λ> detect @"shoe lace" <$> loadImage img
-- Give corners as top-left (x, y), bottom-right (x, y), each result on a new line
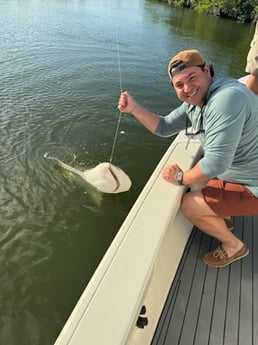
top-left (213, 246), bottom-right (227, 258)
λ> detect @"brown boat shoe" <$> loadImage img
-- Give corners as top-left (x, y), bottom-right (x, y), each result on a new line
top-left (202, 243), bottom-right (249, 268)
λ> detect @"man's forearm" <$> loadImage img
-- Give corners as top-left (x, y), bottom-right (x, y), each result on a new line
top-left (183, 162), bottom-right (210, 185)
top-left (132, 104), bottom-right (161, 133)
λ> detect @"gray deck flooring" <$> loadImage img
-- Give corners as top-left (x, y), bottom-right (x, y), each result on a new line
top-left (151, 215), bottom-right (258, 345)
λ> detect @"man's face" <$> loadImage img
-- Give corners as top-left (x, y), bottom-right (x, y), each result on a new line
top-left (172, 65), bottom-right (211, 106)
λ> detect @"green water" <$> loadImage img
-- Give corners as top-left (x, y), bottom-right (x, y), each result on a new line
top-left (0, 0), bottom-right (254, 343)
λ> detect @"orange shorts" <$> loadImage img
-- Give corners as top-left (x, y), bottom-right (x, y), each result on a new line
top-left (202, 179), bottom-right (258, 217)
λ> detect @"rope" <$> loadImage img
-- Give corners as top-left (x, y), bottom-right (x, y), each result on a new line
top-left (109, 28), bottom-right (123, 163)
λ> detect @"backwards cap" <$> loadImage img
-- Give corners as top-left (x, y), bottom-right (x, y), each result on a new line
top-left (168, 49), bottom-right (205, 79)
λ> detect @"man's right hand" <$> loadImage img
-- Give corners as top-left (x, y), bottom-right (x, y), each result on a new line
top-left (117, 91), bottom-right (138, 114)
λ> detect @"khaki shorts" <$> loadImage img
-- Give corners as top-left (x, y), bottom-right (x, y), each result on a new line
top-left (245, 21), bottom-right (258, 74)
top-left (202, 179), bottom-right (258, 217)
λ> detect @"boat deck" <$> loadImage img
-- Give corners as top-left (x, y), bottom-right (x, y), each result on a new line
top-left (151, 215), bottom-right (258, 345)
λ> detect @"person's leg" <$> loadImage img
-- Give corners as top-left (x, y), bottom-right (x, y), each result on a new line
top-left (180, 179), bottom-right (258, 267)
top-left (181, 190), bottom-right (244, 257)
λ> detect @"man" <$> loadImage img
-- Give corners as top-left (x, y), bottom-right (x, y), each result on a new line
top-left (118, 49), bottom-right (258, 268)
top-left (246, 20), bottom-right (258, 94)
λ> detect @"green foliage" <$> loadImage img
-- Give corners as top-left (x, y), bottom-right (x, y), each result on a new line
top-left (160, 0), bottom-right (258, 21)
top-left (197, 0), bottom-right (214, 13)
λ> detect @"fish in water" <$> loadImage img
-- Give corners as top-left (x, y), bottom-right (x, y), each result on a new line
top-left (44, 154), bottom-right (132, 194)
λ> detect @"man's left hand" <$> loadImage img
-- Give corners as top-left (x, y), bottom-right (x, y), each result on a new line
top-left (162, 163), bottom-right (183, 185)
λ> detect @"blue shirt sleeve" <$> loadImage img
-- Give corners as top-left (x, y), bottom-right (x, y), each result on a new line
top-left (199, 85), bottom-right (252, 178)
top-left (154, 102), bottom-right (189, 137)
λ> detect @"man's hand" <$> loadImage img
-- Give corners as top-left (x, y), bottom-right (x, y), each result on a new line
top-left (118, 91), bottom-right (138, 114)
top-left (162, 164), bottom-right (183, 185)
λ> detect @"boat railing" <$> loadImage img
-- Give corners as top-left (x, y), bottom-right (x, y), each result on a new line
top-left (54, 130), bottom-right (201, 345)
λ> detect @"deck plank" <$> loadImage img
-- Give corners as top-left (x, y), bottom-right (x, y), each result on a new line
top-left (151, 215), bottom-right (258, 345)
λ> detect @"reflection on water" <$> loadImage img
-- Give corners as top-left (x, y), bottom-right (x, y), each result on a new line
top-left (0, 0), bottom-right (252, 343)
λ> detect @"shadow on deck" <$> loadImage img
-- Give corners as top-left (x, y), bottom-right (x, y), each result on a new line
top-left (152, 215), bottom-right (258, 345)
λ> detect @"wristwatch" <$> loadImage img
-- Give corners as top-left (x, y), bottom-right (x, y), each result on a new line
top-left (176, 171), bottom-right (184, 185)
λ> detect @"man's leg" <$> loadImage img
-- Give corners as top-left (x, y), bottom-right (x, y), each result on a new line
top-left (181, 190), bottom-right (247, 265)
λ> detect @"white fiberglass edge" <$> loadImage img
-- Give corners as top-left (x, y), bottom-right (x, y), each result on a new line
top-left (54, 130), bottom-right (201, 345)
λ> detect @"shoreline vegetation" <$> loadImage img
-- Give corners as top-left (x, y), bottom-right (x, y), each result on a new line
top-left (155, 0), bottom-right (257, 22)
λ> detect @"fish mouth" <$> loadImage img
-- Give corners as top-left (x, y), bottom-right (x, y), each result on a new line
top-left (108, 165), bottom-right (120, 191)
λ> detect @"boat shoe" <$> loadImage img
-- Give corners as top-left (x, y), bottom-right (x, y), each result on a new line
top-left (202, 243), bottom-right (249, 268)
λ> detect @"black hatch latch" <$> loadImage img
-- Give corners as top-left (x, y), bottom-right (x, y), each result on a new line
top-left (136, 305), bottom-right (148, 329)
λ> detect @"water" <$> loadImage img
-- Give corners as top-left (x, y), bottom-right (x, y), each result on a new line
top-left (0, 0), bottom-right (254, 343)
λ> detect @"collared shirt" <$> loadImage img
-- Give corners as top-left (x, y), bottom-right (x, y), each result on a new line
top-left (155, 78), bottom-right (258, 196)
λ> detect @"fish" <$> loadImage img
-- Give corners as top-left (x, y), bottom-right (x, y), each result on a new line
top-left (44, 154), bottom-right (132, 194)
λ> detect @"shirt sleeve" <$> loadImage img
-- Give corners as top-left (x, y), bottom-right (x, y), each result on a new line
top-left (199, 86), bottom-right (248, 178)
top-left (154, 102), bottom-right (189, 137)
top-left (245, 21), bottom-right (258, 74)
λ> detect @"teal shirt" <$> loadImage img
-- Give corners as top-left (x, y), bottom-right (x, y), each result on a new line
top-left (155, 78), bottom-right (258, 197)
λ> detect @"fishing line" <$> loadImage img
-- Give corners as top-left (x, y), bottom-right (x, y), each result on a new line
top-left (109, 28), bottom-right (123, 163)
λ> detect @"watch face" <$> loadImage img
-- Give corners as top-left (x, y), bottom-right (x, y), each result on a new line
top-left (177, 171), bottom-right (183, 184)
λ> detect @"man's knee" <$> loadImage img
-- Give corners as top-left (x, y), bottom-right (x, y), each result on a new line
top-left (181, 192), bottom-right (194, 218)
top-left (181, 190), bottom-right (207, 219)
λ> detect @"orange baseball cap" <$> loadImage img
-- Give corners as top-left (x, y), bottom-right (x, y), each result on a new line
top-left (168, 49), bottom-right (205, 79)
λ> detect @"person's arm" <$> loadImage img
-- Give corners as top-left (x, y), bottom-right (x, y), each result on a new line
top-left (162, 162), bottom-right (209, 186)
top-left (118, 91), bottom-right (161, 133)
top-left (246, 74), bottom-right (258, 95)
top-left (245, 21), bottom-right (258, 94)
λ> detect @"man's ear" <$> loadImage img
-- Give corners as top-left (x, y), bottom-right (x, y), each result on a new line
top-left (204, 64), bottom-right (210, 75)
top-left (205, 63), bottom-right (214, 77)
